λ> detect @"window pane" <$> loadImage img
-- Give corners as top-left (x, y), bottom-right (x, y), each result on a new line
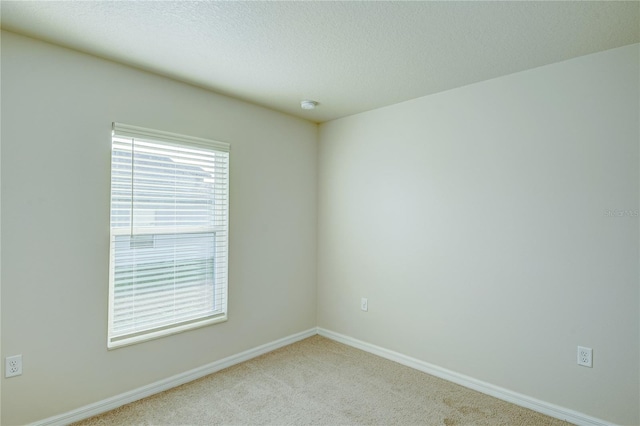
top-left (109, 124), bottom-right (228, 348)
top-left (112, 232), bottom-right (218, 336)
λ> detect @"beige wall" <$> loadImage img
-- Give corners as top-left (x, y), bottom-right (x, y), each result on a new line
top-left (318, 44), bottom-right (640, 425)
top-left (0, 31), bottom-right (317, 425)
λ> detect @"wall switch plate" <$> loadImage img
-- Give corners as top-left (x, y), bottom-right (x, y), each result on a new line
top-left (577, 346), bottom-right (592, 368)
top-left (5, 355), bottom-right (23, 378)
top-left (361, 297), bottom-right (368, 312)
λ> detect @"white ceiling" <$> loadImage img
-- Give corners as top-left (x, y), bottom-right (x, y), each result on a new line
top-left (1, 1), bottom-right (639, 123)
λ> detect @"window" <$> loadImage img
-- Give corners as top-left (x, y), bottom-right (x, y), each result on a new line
top-left (108, 123), bottom-right (229, 348)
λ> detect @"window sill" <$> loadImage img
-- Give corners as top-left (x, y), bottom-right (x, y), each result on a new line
top-left (107, 314), bottom-right (228, 350)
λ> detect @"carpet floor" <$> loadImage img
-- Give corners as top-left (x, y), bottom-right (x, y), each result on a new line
top-left (74, 335), bottom-right (571, 425)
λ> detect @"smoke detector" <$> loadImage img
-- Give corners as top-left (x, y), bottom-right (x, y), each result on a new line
top-left (300, 100), bottom-right (318, 110)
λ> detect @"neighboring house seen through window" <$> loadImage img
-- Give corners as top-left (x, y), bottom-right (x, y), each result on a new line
top-left (108, 123), bottom-right (229, 348)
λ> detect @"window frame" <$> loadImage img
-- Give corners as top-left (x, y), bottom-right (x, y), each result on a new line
top-left (107, 123), bottom-right (229, 349)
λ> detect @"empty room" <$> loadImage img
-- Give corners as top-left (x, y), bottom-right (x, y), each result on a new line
top-left (1, 1), bottom-right (639, 425)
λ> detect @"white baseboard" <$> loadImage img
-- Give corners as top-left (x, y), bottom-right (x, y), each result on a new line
top-left (317, 328), bottom-right (615, 426)
top-left (32, 327), bottom-right (615, 426)
top-left (32, 328), bottom-right (317, 426)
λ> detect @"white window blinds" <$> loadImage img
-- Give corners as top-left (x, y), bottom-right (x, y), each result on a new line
top-left (108, 123), bottom-right (229, 348)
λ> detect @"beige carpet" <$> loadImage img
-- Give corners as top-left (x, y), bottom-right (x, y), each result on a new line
top-left (74, 336), bottom-right (571, 425)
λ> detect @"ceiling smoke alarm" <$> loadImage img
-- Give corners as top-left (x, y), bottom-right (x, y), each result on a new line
top-left (300, 100), bottom-right (318, 110)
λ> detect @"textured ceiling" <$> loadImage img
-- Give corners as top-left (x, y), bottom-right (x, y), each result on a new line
top-left (1, 1), bottom-right (639, 123)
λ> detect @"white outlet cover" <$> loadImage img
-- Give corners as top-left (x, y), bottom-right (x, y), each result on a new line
top-left (577, 346), bottom-right (592, 368)
top-left (5, 354), bottom-right (23, 377)
top-left (361, 297), bottom-right (368, 312)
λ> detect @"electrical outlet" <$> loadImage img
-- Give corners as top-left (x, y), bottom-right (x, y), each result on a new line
top-left (577, 346), bottom-right (592, 368)
top-left (361, 297), bottom-right (368, 312)
top-left (5, 355), bottom-right (22, 378)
